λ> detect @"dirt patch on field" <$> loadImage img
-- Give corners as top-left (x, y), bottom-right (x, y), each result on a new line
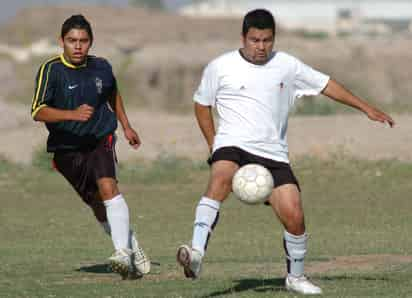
top-left (3, 99), bottom-right (410, 165)
top-left (307, 254), bottom-right (412, 274)
top-left (59, 254), bottom-right (412, 284)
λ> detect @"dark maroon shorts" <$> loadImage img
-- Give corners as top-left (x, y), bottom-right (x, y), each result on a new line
top-left (208, 146), bottom-right (300, 192)
top-left (52, 134), bottom-right (117, 205)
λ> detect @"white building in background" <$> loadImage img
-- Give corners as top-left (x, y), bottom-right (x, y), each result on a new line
top-left (179, 0), bottom-right (412, 35)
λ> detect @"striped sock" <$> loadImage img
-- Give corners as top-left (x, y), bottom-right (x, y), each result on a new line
top-left (192, 196), bottom-right (221, 256)
top-left (283, 230), bottom-right (307, 277)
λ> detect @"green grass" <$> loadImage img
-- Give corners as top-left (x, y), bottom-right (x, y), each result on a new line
top-left (291, 96), bottom-right (411, 116)
top-left (295, 30), bottom-right (330, 40)
top-left (292, 97), bottom-right (345, 115)
top-left (0, 155), bottom-right (412, 297)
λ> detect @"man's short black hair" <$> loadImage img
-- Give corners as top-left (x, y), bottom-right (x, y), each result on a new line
top-left (61, 14), bottom-right (93, 44)
top-left (242, 9), bottom-right (276, 37)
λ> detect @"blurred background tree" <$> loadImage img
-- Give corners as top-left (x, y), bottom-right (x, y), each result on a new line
top-left (129, 0), bottom-right (165, 10)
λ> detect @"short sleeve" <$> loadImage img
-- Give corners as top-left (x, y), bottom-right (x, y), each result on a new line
top-left (103, 58), bottom-right (118, 95)
top-left (293, 58), bottom-right (329, 99)
top-left (31, 62), bottom-right (57, 118)
top-left (193, 62), bottom-right (219, 106)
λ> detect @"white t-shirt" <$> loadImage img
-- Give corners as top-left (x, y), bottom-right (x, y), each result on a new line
top-left (193, 50), bottom-right (330, 163)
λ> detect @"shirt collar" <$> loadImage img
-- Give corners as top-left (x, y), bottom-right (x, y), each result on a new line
top-left (60, 54), bottom-right (87, 69)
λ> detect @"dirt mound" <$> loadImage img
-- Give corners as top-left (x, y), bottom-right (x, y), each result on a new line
top-left (0, 5), bottom-right (241, 48)
top-left (1, 5), bottom-right (411, 112)
top-left (1, 100), bottom-right (410, 165)
top-left (0, 6), bottom-right (411, 164)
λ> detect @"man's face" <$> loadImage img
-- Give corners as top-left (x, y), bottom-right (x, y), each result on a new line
top-left (60, 28), bottom-right (91, 65)
top-left (241, 27), bottom-right (274, 64)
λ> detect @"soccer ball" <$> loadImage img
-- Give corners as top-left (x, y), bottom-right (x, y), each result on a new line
top-left (232, 164), bottom-right (274, 205)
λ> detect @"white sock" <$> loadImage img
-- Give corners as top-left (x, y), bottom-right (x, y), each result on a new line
top-left (283, 230), bottom-right (307, 277)
top-left (192, 196), bottom-right (221, 257)
top-left (99, 221), bottom-right (139, 250)
top-left (103, 194), bottom-right (130, 251)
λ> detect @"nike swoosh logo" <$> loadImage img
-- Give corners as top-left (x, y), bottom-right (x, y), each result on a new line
top-left (68, 84), bottom-right (78, 90)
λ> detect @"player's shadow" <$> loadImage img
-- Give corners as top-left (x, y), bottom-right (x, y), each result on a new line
top-left (76, 261), bottom-right (161, 275)
top-left (76, 264), bottom-right (110, 274)
top-left (202, 277), bottom-right (285, 297)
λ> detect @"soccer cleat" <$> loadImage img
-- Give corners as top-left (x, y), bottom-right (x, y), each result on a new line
top-left (285, 275), bottom-right (323, 295)
top-left (129, 232), bottom-right (150, 275)
top-left (176, 244), bottom-right (202, 279)
top-left (108, 248), bottom-right (133, 279)
top-left (132, 246), bottom-right (151, 275)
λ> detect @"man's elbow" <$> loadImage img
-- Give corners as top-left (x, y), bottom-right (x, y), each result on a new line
top-left (32, 111), bottom-right (41, 122)
top-left (31, 105), bottom-right (46, 122)
top-left (32, 111), bottom-right (40, 121)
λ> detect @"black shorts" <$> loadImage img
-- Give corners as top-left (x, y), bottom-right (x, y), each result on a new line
top-left (208, 146), bottom-right (300, 192)
top-left (52, 134), bottom-right (117, 205)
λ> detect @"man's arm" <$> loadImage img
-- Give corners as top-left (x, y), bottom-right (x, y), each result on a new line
top-left (109, 91), bottom-right (141, 149)
top-left (33, 104), bottom-right (94, 122)
top-left (322, 79), bottom-right (395, 127)
top-left (194, 102), bottom-right (215, 153)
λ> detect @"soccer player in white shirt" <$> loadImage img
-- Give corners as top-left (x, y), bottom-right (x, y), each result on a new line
top-left (177, 9), bottom-right (395, 295)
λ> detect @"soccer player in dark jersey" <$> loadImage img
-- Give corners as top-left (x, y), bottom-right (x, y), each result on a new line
top-left (31, 15), bottom-right (150, 279)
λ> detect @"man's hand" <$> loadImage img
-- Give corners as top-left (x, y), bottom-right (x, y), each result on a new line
top-left (365, 106), bottom-right (395, 127)
top-left (124, 126), bottom-right (141, 149)
top-left (72, 104), bottom-right (94, 122)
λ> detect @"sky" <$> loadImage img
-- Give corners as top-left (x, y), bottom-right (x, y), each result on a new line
top-left (0, 0), bottom-right (192, 24)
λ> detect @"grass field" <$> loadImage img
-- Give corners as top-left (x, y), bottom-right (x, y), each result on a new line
top-left (1, 154), bottom-right (412, 297)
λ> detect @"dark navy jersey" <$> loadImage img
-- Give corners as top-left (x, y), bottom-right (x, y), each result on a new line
top-left (31, 54), bottom-right (118, 152)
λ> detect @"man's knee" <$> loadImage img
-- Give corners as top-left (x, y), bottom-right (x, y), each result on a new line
top-left (97, 178), bottom-right (119, 200)
top-left (286, 213), bottom-right (305, 235)
top-left (213, 174), bottom-right (233, 190)
top-left (206, 175), bottom-right (233, 200)
top-left (206, 160), bottom-right (239, 200)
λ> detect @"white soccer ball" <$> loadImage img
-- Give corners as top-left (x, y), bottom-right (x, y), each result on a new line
top-left (232, 164), bottom-right (274, 205)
